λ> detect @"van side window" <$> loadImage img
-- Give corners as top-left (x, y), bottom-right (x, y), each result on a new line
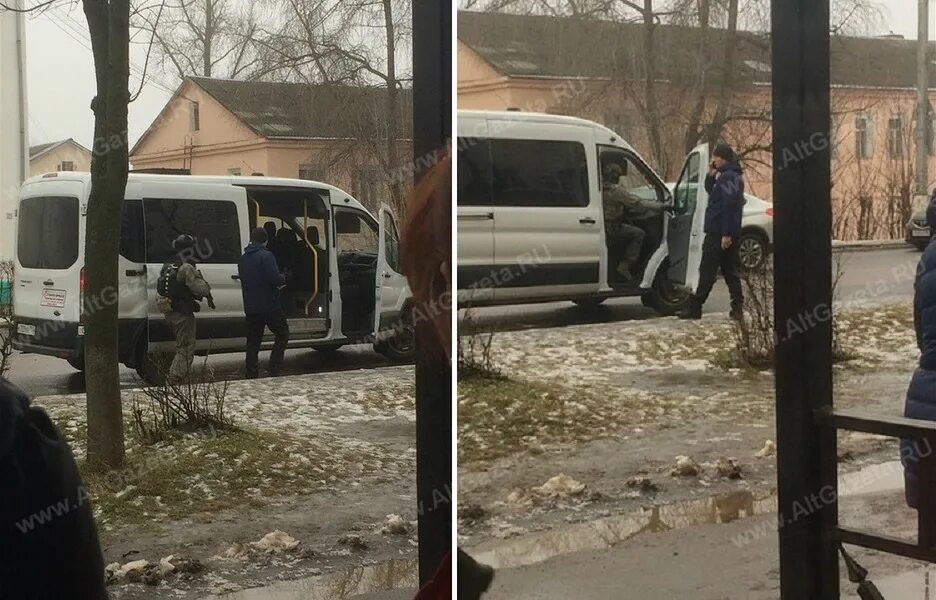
top-left (335, 210), bottom-right (378, 254)
top-left (457, 137), bottom-right (491, 206)
top-left (490, 139), bottom-right (588, 207)
top-left (599, 151), bottom-right (664, 204)
top-left (119, 200), bottom-right (145, 263)
top-left (144, 199), bottom-right (241, 264)
top-left (673, 152), bottom-right (702, 216)
top-left (17, 196), bottom-right (79, 270)
top-left (383, 212), bottom-right (401, 272)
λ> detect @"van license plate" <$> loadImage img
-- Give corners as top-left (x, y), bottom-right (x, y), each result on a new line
top-left (17, 323), bottom-right (36, 336)
top-left (914, 229), bottom-right (930, 238)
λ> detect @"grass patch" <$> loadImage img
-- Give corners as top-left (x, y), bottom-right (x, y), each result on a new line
top-left (80, 427), bottom-right (384, 527)
top-left (458, 375), bottom-right (658, 464)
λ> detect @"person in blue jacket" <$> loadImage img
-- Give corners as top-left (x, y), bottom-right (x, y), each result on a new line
top-left (902, 241), bottom-right (936, 508)
top-left (678, 143), bottom-right (745, 320)
top-left (238, 227), bottom-right (289, 379)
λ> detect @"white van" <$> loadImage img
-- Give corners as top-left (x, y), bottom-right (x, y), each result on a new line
top-left (457, 110), bottom-right (710, 313)
top-left (12, 172), bottom-right (413, 381)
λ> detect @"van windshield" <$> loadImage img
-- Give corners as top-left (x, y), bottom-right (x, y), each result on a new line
top-left (17, 196), bottom-right (80, 269)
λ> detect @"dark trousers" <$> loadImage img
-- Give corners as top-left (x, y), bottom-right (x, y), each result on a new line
top-left (695, 233), bottom-right (743, 309)
top-left (245, 309), bottom-right (289, 378)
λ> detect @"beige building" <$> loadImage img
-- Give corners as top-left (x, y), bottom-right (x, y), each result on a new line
top-left (458, 10), bottom-right (936, 240)
top-left (29, 139), bottom-right (92, 176)
top-left (130, 77), bottom-right (412, 212)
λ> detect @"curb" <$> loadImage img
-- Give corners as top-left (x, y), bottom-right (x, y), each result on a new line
top-left (831, 240), bottom-right (913, 252)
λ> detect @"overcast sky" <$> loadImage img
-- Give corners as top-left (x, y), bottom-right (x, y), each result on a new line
top-left (23, 2), bottom-right (933, 151)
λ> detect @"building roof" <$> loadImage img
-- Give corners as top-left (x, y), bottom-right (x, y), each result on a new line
top-left (189, 76), bottom-right (413, 140)
top-left (458, 10), bottom-right (936, 90)
top-left (29, 139), bottom-right (88, 161)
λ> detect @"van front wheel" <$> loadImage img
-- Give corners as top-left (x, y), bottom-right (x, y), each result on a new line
top-left (376, 309), bottom-right (416, 363)
top-left (645, 276), bottom-right (691, 316)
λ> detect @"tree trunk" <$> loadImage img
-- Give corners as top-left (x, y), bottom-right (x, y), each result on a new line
top-left (383, 0), bottom-right (403, 216)
top-left (83, 0), bottom-right (130, 471)
top-left (683, 0), bottom-right (710, 154)
top-left (640, 0), bottom-right (668, 177)
top-left (706, 0), bottom-right (739, 147)
top-left (204, 0), bottom-right (212, 76)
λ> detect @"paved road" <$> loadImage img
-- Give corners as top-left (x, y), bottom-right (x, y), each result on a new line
top-left (6, 343), bottom-right (396, 398)
top-left (462, 246), bottom-right (920, 334)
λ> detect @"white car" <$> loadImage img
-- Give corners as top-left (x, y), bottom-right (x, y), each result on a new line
top-left (663, 183), bottom-right (774, 270)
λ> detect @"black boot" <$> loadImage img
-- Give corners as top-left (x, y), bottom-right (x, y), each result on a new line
top-left (729, 303), bottom-right (743, 321)
top-left (677, 296), bottom-right (702, 320)
top-left (458, 548), bottom-right (495, 599)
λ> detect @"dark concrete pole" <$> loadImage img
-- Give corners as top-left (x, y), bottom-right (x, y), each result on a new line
top-left (772, 0), bottom-right (838, 597)
top-left (412, 0), bottom-right (452, 586)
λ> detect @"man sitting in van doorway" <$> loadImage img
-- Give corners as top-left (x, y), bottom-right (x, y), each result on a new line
top-left (602, 161), bottom-right (665, 283)
top-left (157, 234), bottom-right (215, 382)
top-left (239, 227), bottom-right (289, 379)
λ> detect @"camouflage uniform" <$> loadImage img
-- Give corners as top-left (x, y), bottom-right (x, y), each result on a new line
top-left (165, 263), bottom-right (211, 382)
top-left (602, 184), bottom-right (663, 278)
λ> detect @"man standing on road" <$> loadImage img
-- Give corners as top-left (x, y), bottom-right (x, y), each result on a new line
top-left (239, 227), bottom-right (289, 379)
top-left (678, 143), bottom-right (745, 320)
top-left (157, 234), bottom-right (215, 381)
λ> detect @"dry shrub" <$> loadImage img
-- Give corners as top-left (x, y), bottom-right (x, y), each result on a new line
top-left (131, 360), bottom-right (235, 444)
top-left (457, 310), bottom-right (502, 381)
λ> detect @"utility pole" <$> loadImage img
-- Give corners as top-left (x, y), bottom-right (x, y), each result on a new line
top-left (917, 0), bottom-right (930, 197)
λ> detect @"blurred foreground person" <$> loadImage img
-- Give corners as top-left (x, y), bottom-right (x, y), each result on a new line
top-left (404, 153), bottom-right (493, 599)
top-left (902, 241), bottom-right (936, 508)
top-left (0, 377), bottom-right (108, 598)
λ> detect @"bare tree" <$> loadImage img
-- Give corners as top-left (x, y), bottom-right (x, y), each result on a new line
top-left (263, 0), bottom-right (413, 214)
top-left (83, 0), bottom-right (131, 470)
top-left (133, 0), bottom-right (279, 82)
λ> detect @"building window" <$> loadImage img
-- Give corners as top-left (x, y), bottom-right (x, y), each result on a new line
top-left (855, 115), bottom-right (873, 159)
top-left (887, 113), bottom-right (904, 158)
top-left (59, 161), bottom-right (74, 172)
top-left (298, 164), bottom-right (326, 181)
top-left (228, 168), bottom-right (241, 176)
top-left (189, 102), bottom-right (200, 132)
top-left (352, 168), bottom-right (382, 208)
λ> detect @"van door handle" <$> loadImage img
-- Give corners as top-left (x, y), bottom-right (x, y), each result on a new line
top-left (459, 213), bottom-right (494, 221)
top-left (231, 275), bottom-right (241, 281)
top-left (579, 217), bottom-right (596, 225)
top-left (43, 280), bottom-right (54, 286)
top-left (125, 268), bottom-right (146, 276)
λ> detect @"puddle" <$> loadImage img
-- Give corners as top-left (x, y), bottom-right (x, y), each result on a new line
top-left (875, 565), bottom-right (936, 599)
top-left (471, 490), bottom-right (776, 570)
top-left (204, 559), bottom-right (417, 600)
top-left (471, 461), bottom-right (906, 571)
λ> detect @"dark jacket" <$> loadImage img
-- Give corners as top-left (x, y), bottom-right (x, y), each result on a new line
top-left (0, 378), bottom-right (108, 599)
top-left (703, 161), bottom-right (745, 238)
top-left (902, 243), bottom-right (936, 507)
top-left (238, 243), bottom-right (286, 316)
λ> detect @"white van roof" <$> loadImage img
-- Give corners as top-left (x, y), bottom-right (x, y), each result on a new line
top-left (20, 172), bottom-right (371, 214)
top-left (457, 109), bottom-right (634, 151)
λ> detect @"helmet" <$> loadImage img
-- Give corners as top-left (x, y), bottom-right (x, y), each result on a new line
top-left (172, 234), bottom-right (195, 251)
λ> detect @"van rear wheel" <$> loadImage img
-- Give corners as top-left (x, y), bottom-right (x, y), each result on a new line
top-left (66, 355), bottom-right (85, 371)
top-left (135, 343), bottom-right (170, 385)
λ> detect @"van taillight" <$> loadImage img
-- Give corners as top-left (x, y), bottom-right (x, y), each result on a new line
top-left (79, 267), bottom-right (86, 323)
top-left (766, 207), bottom-right (774, 217)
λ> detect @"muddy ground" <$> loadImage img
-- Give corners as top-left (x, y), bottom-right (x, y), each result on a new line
top-left (33, 366), bottom-right (419, 599)
top-left (458, 302), bottom-right (919, 572)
